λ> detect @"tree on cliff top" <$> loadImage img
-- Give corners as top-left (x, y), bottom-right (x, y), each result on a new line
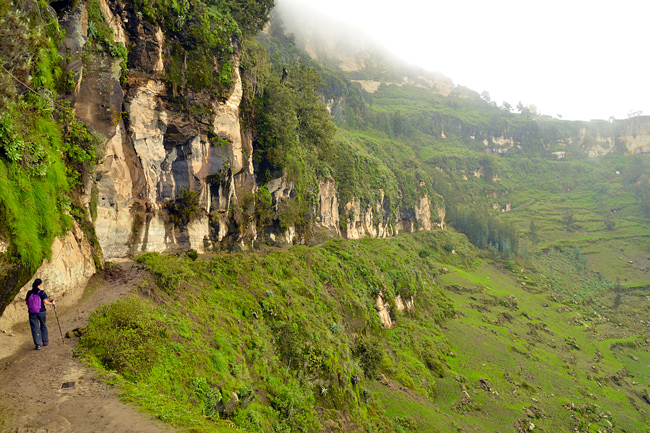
top-left (211, 0), bottom-right (274, 34)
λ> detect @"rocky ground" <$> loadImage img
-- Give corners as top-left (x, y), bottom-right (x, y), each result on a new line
top-left (0, 260), bottom-right (173, 432)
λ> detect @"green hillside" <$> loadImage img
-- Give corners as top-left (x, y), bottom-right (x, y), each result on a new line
top-left (79, 230), bottom-right (650, 432)
top-left (1, 0), bottom-right (649, 431)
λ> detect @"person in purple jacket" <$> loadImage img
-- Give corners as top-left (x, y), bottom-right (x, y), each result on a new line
top-left (25, 279), bottom-right (55, 350)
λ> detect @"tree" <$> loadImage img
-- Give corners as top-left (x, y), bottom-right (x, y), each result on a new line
top-left (516, 101), bottom-right (525, 113)
top-left (516, 102), bottom-right (537, 120)
top-left (603, 213), bottom-right (615, 231)
top-left (255, 72), bottom-right (299, 174)
top-left (213, 0), bottom-right (275, 34)
top-left (502, 101), bottom-right (512, 112)
top-left (527, 219), bottom-right (540, 246)
top-left (480, 91), bottom-right (491, 103)
top-left (561, 210), bottom-right (575, 232)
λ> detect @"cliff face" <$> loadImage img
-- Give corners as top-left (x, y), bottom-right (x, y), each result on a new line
top-left (0, 222), bottom-right (95, 331)
top-left (68, 0), bottom-right (442, 259)
top-left (582, 118), bottom-right (650, 157)
top-left (0, 0), bottom-right (438, 326)
top-left (480, 118), bottom-right (650, 158)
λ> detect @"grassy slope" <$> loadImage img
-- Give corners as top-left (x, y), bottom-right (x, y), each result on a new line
top-left (334, 82), bottom-right (650, 431)
top-left (80, 231), bottom-right (467, 432)
top-left (79, 229), bottom-right (650, 432)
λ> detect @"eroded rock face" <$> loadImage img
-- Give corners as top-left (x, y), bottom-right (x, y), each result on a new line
top-left (416, 195), bottom-right (432, 232)
top-left (74, 51), bottom-right (123, 139)
top-left (344, 194), bottom-right (396, 240)
top-left (376, 292), bottom-right (415, 329)
top-left (0, 222), bottom-right (96, 332)
top-left (317, 178), bottom-right (340, 235)
top-left (86, 11), bottom-right (252, 257)
top-left (73, 0), bottom-right (445, 259)
top-left (58, 4), bottom-right (87, 95)
top-left (266, 176), bottom-right (294, 208)
top-left (612, 119), bottom-right (650, 155)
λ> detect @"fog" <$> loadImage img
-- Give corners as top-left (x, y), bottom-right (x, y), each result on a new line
top-left (276, 0), bottom-right (650, 121)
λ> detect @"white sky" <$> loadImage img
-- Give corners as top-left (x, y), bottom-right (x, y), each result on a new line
top-left (277, 0), bottom-right (650, 121)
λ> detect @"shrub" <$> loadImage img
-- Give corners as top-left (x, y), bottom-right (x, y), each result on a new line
top-left (135, 252), bottom-right (193, 294)
top-left (194, 377), bottom-right (222, 417)
top-left (165, 188), bottom-right (202, 227)
top-left (355, 336), bottom-right (384, 378)
top-left (80, 296), bottom-right (167, 380)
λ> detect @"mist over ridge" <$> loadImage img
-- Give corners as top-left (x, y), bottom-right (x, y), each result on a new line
top-left (271, 0), bottom-right (457, 98)
top-left (274, 0), bottom-right (650, 121)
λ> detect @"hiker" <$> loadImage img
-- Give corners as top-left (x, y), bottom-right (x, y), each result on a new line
top-left (25, 278), bottom-right (55, 350)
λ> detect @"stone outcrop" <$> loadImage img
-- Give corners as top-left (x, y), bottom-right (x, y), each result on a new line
top-left (337, 187), bottom-right (441, 240)
top-left (82, 1), bottom-right (256, 257)
top-left (376, 291), bottom-right (415, 329)
top-left (344, 194), bottom-right (396, 240)
top-left (71, 0), bottom-right (452, 256)
top-left (584, 118), bottom-right (650, 156)
top-left (316, 178), bottom-right (340, 235)
top-left (478, 117), bottom-right (650, 158)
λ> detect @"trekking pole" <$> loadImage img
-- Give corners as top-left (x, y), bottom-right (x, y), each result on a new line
top-left (52, 301), bottom-right (65, 344)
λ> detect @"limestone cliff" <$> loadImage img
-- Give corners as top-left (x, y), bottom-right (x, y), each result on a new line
top-left (0, 0), bottom-right (444, 326)
top-left (444, 116), bottom-right (650, 159)
top-left (66, 1), bottom-right (444, 254)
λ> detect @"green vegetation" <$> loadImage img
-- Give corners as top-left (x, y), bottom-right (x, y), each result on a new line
top-left (165, 188), bottom-right (202, 227)
top-left (255, 30), bottom-right (445, 232)
top-left (86, 0), bottom-right (128, 80)
top-left (0, 0), bottom-right (103, 311)
top-left (3, 0), bottom-right (650, 431)
top-left (81, 230), bottom-right (650, 432)
top-left (81, 296), bottom-right (168, 380)
top-left (132, 0), bottom-right (272, 96)
top-left (0, 0), bottom-right (69, 269)
top-left (79, 231), bottom-right (462, 432)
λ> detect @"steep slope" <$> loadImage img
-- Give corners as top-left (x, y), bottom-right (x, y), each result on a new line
top-left (73, 232), bottom-right (650, 432)
top-left (271, 4), bottom-right (650, 158)
top-left (1, 1), bottom-right (650, 432)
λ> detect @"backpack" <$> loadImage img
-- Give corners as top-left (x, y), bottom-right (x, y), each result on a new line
top-left (27, 290), bottom-right (42, 314)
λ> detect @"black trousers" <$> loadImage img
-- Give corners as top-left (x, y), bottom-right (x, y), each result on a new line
top-left (28, 311), bottom-right (48, 347)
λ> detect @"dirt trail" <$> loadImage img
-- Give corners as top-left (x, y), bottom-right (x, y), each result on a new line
top-left (0, 260), bottom-right (173, 432)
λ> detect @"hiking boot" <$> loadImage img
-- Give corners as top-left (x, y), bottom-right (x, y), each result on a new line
top-left (35, 345), bottom-right (41, 350)
top-left (43, 342), bottom-right (48, 347)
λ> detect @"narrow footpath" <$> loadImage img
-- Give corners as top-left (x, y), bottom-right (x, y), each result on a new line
top-left (0, 260), bottom-right (173, 432)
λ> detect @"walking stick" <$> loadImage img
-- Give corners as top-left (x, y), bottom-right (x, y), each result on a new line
top-left (51, 302), bottom-right (65, 344)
